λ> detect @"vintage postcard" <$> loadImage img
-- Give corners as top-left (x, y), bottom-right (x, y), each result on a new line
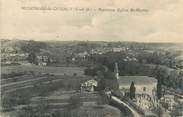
top-left (1, 0), bottom-right (183, 117)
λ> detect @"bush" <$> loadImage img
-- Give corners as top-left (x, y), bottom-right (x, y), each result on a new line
top-left (68, 95), bottom-right (82, 109)
top-left (2, 92), bottom-right (30, 111)
top-left (84, 68), bottom-right (97, 76)
top-left (97, 91), bottom-right (109, 105)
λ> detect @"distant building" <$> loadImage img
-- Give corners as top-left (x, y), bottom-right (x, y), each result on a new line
top-left (37, 55), bottom-right (49, 66)
top-left (112, 47), bottom-right (126, 52)
top-left (3, 47), bottom-right (16, 53)
top-left (77, 51), bottom-right (89, 57)
top-left (81, 79), bottom-right (98, 92)
top-left (71, 57), bottom-right (76, 62)
top-left (76, 51), bottom-right (89, 60)
top-left (175, 55), bottom-right (183, 68)
top-left (1, 52), bottom-right (29, 64)
top-left (123, 56), bottom-right (138, 62)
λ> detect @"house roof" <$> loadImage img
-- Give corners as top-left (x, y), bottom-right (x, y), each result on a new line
top-left (118, 76), bottom-right (157, 86)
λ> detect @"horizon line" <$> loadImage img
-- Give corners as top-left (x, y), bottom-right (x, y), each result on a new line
top-left (1, 38), bottom-right (183, 44)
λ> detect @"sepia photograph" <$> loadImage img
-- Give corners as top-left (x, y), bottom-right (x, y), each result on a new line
top-left (1, 0), bottom-right (183, 117)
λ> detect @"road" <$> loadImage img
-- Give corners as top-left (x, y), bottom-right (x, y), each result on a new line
top-left (111, 96), bottom-right (142, 117)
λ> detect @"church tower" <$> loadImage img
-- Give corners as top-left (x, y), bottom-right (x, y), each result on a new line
top-left (114, 62), bottom-right (119, 79)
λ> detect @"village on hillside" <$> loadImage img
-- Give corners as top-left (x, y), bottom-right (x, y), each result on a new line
top-left (1, 39), bottom-right (183, 117)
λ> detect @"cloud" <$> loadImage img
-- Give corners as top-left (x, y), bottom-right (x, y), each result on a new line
top-left (1, 0), bottom-right (183, 42)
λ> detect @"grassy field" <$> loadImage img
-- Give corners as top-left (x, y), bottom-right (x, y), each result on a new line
top-left (70, 105), bottom-right (121, 117)
top-left (1, 65), bottom-right (124, 117)
top-left (1, 65), bottom-right (86, 76)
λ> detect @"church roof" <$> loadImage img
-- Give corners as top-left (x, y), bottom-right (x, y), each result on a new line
top-left (118, 76), bottom-right (157, 85)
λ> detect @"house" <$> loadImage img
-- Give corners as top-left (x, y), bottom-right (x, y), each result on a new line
top-left (76, 51), bottom-right (89, 61)
top-left (80, 79), bottom-right (98, 92)
top-left (1, 52), bottom-right (29, 64)
top-left (123, 56), bottom-right (138, 62)
top-left (37, 55), bottom-right (49, 66)
top-left (77, 51), bottom-right (89, 57)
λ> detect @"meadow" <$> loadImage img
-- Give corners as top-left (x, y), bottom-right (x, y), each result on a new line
top-left (1, 65), bottom-right (85, 76)
top-left (1, 64), bottom-right (124, 117)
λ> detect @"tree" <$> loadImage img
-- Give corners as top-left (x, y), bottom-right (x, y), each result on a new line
top-left (156, 106), bottom-right (163, 117)
top-left (130, 81), bottom-right (136, 99)
top-left (27, 52), bottom-right (37, 64)
top-left (157, 78), bottom-right (162, 99)
top-left (21, 40), bottom-right (47, 53)
top-left (97, 91), bottom-right (109, 105)
top-left (97, 71), bottom-right (105, 91)
top-left (68, 95), bottom-right (82, 109)
top-left (66, 56), bottom-right (70, 66)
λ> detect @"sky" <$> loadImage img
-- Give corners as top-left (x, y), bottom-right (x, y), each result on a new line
top-left (1, 0), bottom-right (183, 43)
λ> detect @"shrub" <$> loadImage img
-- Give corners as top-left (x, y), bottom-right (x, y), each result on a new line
top-left (68, 95), bottom-right (82, 109)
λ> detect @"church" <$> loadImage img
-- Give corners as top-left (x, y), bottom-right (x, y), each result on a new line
top-left (114, 63), bottom-right (157, 98)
